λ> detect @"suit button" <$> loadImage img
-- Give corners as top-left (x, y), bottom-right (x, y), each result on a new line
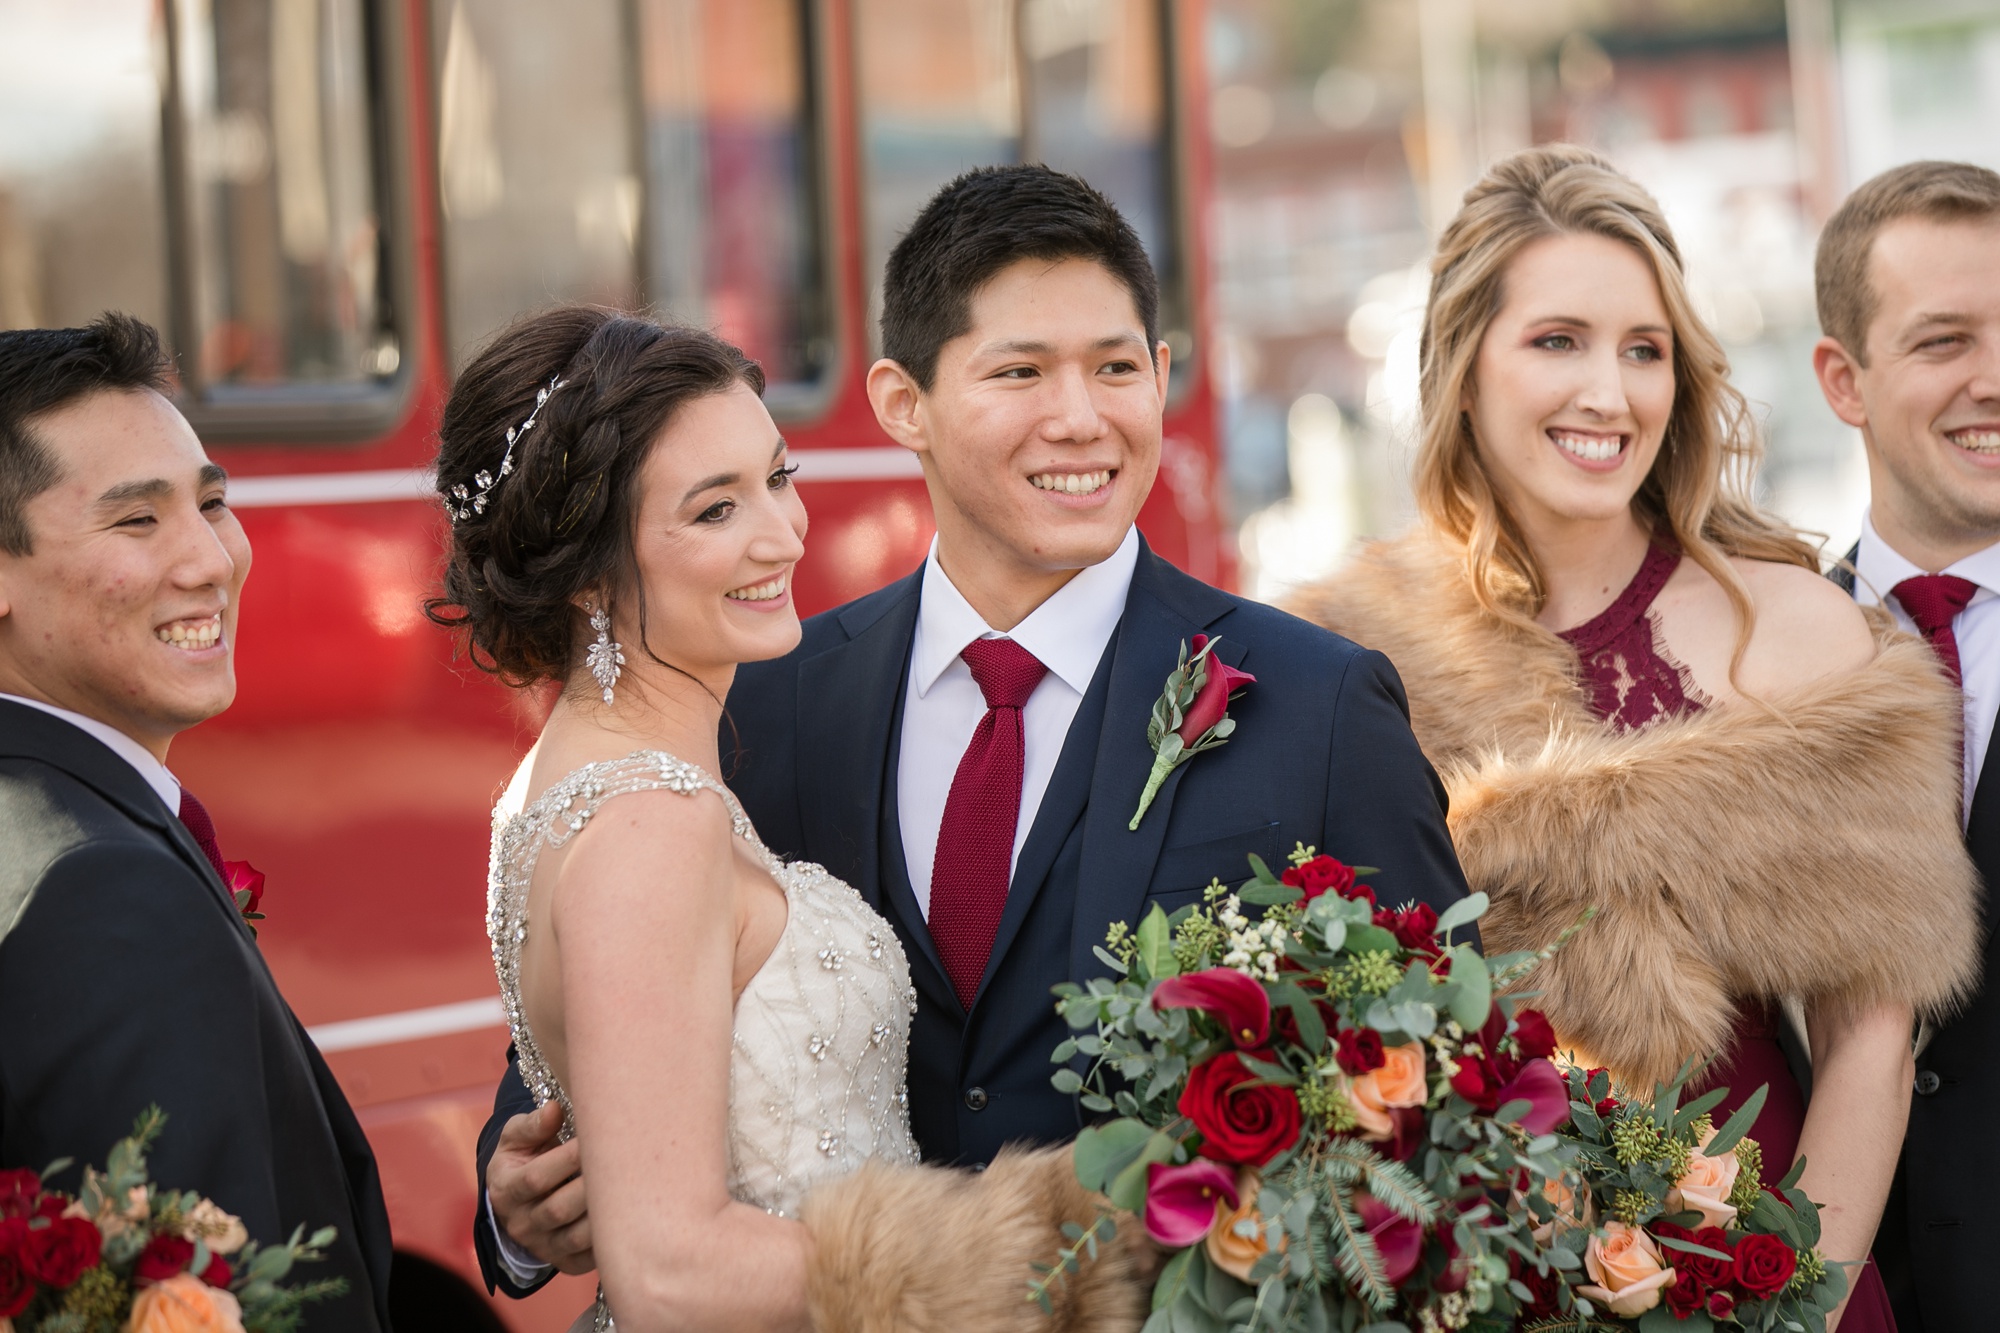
top-left (1916, 1069), bottom-right (1942, 1096)
top-left (964, 1087), bottom-right (989, 1111)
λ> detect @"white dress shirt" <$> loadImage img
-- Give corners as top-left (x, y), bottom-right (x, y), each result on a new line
top-left (897, 527), bottom-right (1139, 916)
top-left (1853, 512), bottom-right (2000, 817)
top-left (1, 692), bottom-right (180, 811)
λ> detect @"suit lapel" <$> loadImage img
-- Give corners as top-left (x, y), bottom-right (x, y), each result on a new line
top-left (1068, 547), bottom-right (1237, 983)
top-left (0, 700), bottom-right (246, 931)
top-left (794, 570), bottom-right (923, 917)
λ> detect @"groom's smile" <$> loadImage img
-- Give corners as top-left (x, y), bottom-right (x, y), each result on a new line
top-left (870, 255), bottom-right (1170, 628)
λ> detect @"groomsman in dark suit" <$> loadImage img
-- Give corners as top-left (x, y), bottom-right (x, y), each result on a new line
top-left (1812, 161), bottom-right (2000, 1333)
top-left (0, 316), bottom-right (394, 1329)
top-left (473, 165), bottom-right (1471, 1294)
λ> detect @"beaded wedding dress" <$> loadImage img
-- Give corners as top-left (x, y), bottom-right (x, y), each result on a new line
top-left (487, 751), bottom-right (920, 1332)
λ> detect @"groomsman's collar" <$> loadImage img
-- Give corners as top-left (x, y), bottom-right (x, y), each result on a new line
top-left (1854, 511), bottom-right (2000, 612)
top-left (909, 526), bottom-right (1140, 698)
top-left (0, 691), bottom-right (181, 811)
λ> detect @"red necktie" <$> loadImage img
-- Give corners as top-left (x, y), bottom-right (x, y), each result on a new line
top-left (929, 637), bottom-right (1047, 1010)
top-left (177, 787), bottom-right (229, 882)
top-left (1894, 574), bottom-right (1979, 685)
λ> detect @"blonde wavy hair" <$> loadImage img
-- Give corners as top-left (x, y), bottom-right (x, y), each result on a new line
top-left (1414, 144), bottom-right (1816, 667)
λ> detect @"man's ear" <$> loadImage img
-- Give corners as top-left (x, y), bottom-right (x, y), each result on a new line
top-left (1152, 340), bottom-right (1172, 402)
top-left (1812, 335), bottom-right (1870, 430)
top-left (866, 359), bottom-right (930, 456)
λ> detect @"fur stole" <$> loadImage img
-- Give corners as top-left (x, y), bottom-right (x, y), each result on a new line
top-left (801, 1146), bottom-right (1156, 1333)
top-left (1290, 533), bottom-right (1982, 1090)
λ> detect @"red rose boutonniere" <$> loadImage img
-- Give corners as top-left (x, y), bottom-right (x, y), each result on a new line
top-left (1128, 634), bottom-right (1254, 830)
top-left (224, 860), bottom-right (266, 935)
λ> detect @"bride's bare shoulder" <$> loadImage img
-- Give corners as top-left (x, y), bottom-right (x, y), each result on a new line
top-left (1728, 556), bottom-right (1875, 693)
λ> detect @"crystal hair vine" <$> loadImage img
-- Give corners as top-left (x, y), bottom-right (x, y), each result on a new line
top-left (446, 374), bottom-right (567, 523)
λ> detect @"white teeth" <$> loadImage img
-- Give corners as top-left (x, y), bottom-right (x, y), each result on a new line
top-left (1029, 470), bottom-right (1111, 495)
top-left (156, 615), bottom-right (222, 650)
top-left (1950, 430), bottom-right (2000, 454)
top-left (1550, 431), bottom-right (1624, 463)
top-left (726, 577), bottom-right (786, 602)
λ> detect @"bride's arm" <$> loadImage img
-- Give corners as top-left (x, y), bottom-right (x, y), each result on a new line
top-left (553, 791), bottom-right (811, 1333)
top-left (1794, 1001), bottom-right (1913, 1330)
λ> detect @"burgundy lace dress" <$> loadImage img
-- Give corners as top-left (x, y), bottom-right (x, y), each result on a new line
top-left (1559, 542), bottom-right (1896, 1332)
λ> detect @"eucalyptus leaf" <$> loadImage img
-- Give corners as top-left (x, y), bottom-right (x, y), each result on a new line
top-left (1108, 1131), bottom-right (1179, 1211)
top-left (1153, 1247), bottom-right (1195, 1312)
top-left (1072, 1120), bottom-right (1154, 1192)
top-left (1704, 1084), bottom-right (1768, 1156)
top-left (1136, 905), bottom-right (1175, 981)
top-left (1447, 947), bottom-right (1491, 1030)
top-left (1434, 891), bottom-right (1489, 937)
top-left (1239, 882), bottom-right (1304, 906)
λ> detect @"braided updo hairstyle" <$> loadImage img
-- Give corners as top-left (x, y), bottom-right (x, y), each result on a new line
top-left (425, 306), bottom-right (765, 686)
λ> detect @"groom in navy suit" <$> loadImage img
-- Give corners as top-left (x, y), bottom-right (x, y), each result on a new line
top-left (473, 164), bottom-right (1470, 1293)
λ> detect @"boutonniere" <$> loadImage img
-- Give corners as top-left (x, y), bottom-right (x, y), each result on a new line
top-left (224, 860), bottom-right (266, 935)
top-left (1128, 634), bottom-right (1255, 830)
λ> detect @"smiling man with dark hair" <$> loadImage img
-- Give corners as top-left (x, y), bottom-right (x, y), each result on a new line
top-left (472, 165), bottom-right (1471, 1297)
top-left (0, 314), bottom-right (394, 1330)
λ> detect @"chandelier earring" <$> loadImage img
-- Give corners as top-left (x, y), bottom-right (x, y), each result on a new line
top-left (585, 604), bottom-right (625, 706)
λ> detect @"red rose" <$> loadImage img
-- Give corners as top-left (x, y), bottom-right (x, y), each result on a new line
top-left (0, 1219), bottom-right (29, 1319)
top-left (22, 1214), bottom-right (100, 1288)
top-left (1179, 1050), bottom-right (1303, 1167)
top-left (1334, 1026), bottom-right (1386, 1075)
top-left (1707, 1290), bottom-right (1737, 1320)
top-left (1664, 1266), bottom-right (1706, 1317)
top-left (1509, 1251), bottom-right (1561, 1318)
top-left (200, 1251), bottom-right (232, 1287)
top-left (135, 1233), bottom-right (196, 1284)
top-left (1511, 1009), bottom-right (1557, 1061)
top-left (0, 1171), bottom-right (39, 1221)
top-left (1176, 635), bottom-right (1255, 745)
top-left (1281, 855), bottom-right (1364, 904)
top-left (225, 859), bottom-right (265, 918)
top-left (1683, 1226), bottom-right (1735, 1290)
top-left (1374, 904), bottom-right (1441, 953)
top-left (1731, 1232), bottom-right (1797, 1298)
top-left (1152, 968), bottom-right (1271, 1049)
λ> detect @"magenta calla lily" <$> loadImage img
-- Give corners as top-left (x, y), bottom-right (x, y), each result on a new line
top-left (1353, 1190), bottom-right (1424, 1285)
top-left (1177, 634), bottom-right (1257, 745)
top-left (1144, 1160), bottom-right (1239, 1247)
top-left (1497, 1058), bottom-right (1570, 1136)
top-left (1152, 967), bottom-right (1272, 1049)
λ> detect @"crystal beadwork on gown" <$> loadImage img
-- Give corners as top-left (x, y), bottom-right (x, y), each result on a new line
top-left (487, 751), bottom-right (919, 1331)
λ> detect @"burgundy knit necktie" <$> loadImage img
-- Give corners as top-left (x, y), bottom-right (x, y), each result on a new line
top-left (177, 787), bottom-right (229, 882)
top-left (1894, 574), bottom-right (1979, 685)
top-left (929, 637), bottom-right (1047, 1010)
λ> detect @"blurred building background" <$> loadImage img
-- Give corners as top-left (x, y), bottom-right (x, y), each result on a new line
top-left (1211, 0), bottom-right (2000, 600)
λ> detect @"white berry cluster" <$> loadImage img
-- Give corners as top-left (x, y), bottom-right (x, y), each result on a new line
top-left (1217, 895), bottom-right (1288, 981)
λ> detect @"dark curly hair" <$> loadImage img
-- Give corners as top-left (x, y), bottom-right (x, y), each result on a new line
top-left (425, 306), bottom-right (765, 686)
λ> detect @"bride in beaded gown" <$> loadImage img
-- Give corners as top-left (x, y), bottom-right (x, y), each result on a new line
top-left (429, 308), bottom-right (1147, 1333)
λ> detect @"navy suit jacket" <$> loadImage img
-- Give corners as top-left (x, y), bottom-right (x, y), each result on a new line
top-left (0, 701), bottom-right (395, 1329)
top-left (472, 542), bottom-right (1471, 1295)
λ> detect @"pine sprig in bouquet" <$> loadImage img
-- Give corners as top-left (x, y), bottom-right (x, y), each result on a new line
top-left (0, 1108), bottom-right (348, 1333)
top-left (1042, 847), bottom-right (1578, 1333)
top-left (1516, 1065), bottom-right (1845, 1332)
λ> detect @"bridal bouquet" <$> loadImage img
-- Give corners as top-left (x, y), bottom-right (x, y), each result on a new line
top-left (0, 1108), bottom-right (347, 1333)
top-left (1043, 848), bottom-right (1575, 1332)
top-left (1516, 1066), bottom-right (1845, 1332)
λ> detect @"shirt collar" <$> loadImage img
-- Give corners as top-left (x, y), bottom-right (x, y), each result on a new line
top-left (1855, 511), bottom-right (2000, 609)
top-left (0, 693), bottom-right (181, 812)
top-left (911, 526), bottom-right (1140, 697)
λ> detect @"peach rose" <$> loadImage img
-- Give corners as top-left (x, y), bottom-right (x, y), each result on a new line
top-left (181, 1200), bottom-right (248, 1256)
top-left (125, 1274), bottom-right (247, 1333)
top-left (1577, 1222), bottom-right (1677, 1317)
top-left (1338, 1041), bottom-right (1427, 1143)
top-left (1667, 1127), bottom-right (1741, 1229)
top-left (1527, 1173), bottom-right (1594, 1246)
top-left (1205, 1168), bottom-right (1285, 1280)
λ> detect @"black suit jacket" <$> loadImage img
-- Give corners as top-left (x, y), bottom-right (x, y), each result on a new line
top-left (1839, 540), bottom-right (2000, 1333)
top-left (472, 543), bottom-right (1471, 1295)
top-left (0, 700), bottom-right (394, 1330)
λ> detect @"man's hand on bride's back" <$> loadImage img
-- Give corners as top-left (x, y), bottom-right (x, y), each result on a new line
top-left (491, 1100), bottom-right (596, 1275)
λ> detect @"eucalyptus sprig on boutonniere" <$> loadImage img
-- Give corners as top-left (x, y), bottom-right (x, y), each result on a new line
top-left (1128, 634), bottom-right (1255, 831)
